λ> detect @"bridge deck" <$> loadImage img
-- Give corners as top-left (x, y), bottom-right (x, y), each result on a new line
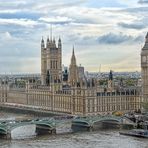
top-left (73, 115), bottom-right (122, 124)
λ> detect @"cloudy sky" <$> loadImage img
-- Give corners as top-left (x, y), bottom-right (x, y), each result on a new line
top-left (0, 0), bottom-right (148, 73)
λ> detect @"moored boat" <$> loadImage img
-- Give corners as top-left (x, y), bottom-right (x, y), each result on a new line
top-left (120, 129), bottom-right (148, 138)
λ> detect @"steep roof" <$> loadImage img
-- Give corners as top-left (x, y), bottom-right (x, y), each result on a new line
top-left (142, 32), bottom-right (148, 50)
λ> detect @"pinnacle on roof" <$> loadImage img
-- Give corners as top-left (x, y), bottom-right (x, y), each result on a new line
top-left (72, 45), bottom-right (75, 55)
top-left (47, 36), bottom-right (49, 42)
top-left (146, 32), bottom-right (148, 39)
top-left (53, 37), bottom-right (55, 43)
top-left (41, 36), bottom-right (44, 43)
top-left (58, 37), bottom-right (61, 42)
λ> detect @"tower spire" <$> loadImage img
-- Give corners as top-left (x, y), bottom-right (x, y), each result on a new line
top-left (69, 46), bottom-right (78, 86)
top-left (72, 45), bottom-right (75, 56)
top-left (50, 24), bottom-right (52, 41)
top-left (71, 46), bottom-right (76, 65)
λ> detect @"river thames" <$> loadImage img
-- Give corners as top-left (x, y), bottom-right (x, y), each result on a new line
top-left (0, 112), bottom-right (148, 148)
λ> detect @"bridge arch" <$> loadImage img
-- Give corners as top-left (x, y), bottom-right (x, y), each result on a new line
top-left (0, 119), bottom-right (56, 138)
top-left (93, 118), bottom-right (121, 124)
top-left (92, 118), bottom-right (121, 126)
top-left (0, 127), bottom-right (7, 135)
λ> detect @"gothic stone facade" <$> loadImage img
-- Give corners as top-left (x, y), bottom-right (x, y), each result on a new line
top-left (0, 84), bottom-right (142, 115)
top-left (41, 37), bottom-right (62, 85)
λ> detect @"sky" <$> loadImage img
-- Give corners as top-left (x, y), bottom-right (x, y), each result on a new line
top-left (0, 0), bottom-right (148, 73)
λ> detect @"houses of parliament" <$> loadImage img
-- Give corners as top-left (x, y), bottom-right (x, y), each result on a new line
top-left (0, 31), bottom-right (148, 115)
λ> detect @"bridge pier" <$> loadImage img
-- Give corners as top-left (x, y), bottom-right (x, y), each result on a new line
top-left (0, 133), bottom-right (11, 139)
top-left (35, 125), bottom-right (56, 135)
top-left (6, 133), bottom-right (11, 139)
top-left (51, 129), bottom-right (56, 134)
top-left (36, 128), bottom-right (56, 135)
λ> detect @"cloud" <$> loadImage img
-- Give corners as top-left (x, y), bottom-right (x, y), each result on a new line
top-left (0, 0), bottom-right (146, 72)
top-left (121, 6), bottom-right (148, 13)
top-left (0, 57), bottom-right (40, 73)
top-left (138, 0), bottom-right (148, 4)
top-left (39, 16), bottom-right (73, 25)
top-left (97, 32), bottom-right (142, 44)
top-left (118, 22), bottom-right (146, 30)
top-left (0, 11), bottom-right (41, 20)
top-left (0, 18), bottom-right (38, 27)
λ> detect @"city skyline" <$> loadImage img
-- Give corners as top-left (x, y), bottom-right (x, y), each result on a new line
top-left (0, 0), bottom-right (148, 73)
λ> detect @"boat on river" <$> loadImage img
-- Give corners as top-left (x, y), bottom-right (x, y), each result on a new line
top-left (120, 129), bottom-right (148, 138)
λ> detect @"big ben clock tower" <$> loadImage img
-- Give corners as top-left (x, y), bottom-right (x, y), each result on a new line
top-left (141, 32), bottom-right (148, 102)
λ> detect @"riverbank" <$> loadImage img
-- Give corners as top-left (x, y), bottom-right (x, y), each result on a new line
top-left (0, 103), bottom-right (72, 117)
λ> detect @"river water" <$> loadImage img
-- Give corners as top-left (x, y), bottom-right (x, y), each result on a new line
top-left (0, 112), bottom-right (148, 148)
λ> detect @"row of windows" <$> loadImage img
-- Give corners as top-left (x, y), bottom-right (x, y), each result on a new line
top-left (50, 60), bottom-right (58, 69)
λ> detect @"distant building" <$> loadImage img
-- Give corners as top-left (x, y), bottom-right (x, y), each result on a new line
top-left (78, 65), bottom-right (85, 79)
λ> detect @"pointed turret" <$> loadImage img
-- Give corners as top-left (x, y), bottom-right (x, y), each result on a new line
top-left (41, 36), bottom-right (44, 48)
top-left (53, 37), bottom-right (56, 47)
top-left (58, 37), bottom-right (62, 49)
top-left (142, 32), bottom-right (148, 50)
top-left (53, 37), bottom-right (55, 43)
top-left (146, 32), bottom-right (148, 38)
top-left (46, 36), bottom-right (50, 48)
top-left (58, 37), bottom-right (61, 42)
top-left (47, 36), bottom-right (49, 42)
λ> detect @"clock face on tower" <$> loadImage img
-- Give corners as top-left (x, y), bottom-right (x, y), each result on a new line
top-left (142, 56), bottom-right (147, 63)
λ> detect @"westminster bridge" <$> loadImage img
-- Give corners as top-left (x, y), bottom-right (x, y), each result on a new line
top-left (0, 115), bottom-right (135, 139)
